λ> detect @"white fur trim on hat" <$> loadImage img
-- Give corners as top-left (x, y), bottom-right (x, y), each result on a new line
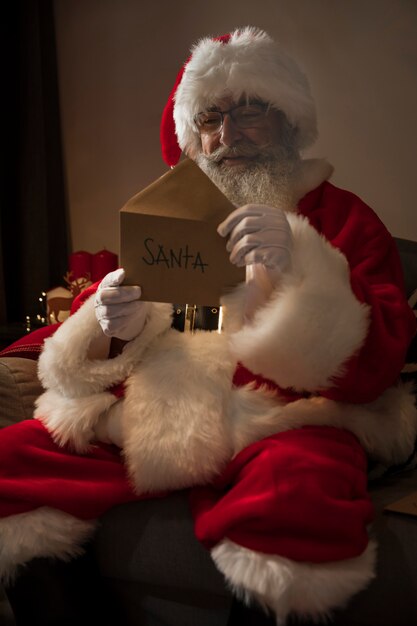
top-left (174, 27), bottom-right (317, 155)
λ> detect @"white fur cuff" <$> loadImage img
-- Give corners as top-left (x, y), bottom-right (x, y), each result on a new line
top-left (37, 294), bottom-right (173, 397)
top-left (0, 508), bottom-right (96, 584)
top-left (212, 539), bottom-right (376, 624)
top-left (227, 214), bottom-right (370, 392)
top-left (35, 389), bottom-right (119, 452)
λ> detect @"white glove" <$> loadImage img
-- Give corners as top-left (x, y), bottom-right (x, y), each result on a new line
top-left (218, 204), bottom-right (293, 320)
top-left (217, 204), bottom-right (293, 279)
top-left (94, 268), bottom-right (149, 341)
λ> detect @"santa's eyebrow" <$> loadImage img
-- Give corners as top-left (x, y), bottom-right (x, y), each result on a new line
top-left (206, 98), bottom-right (268, 112)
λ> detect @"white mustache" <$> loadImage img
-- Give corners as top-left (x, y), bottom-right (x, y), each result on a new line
top-left (206, 144), bottom-right (262, 163)
top-left (205, 142), bottom-right (277, 163)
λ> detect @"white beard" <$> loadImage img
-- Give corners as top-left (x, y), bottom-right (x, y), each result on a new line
top-left (196, 141), bottom-right (301, 321)
top-left (196, 144), bottom-right (300, 210)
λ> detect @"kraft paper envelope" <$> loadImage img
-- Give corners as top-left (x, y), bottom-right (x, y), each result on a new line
top-left (120, 158), bottom-right (244, 305)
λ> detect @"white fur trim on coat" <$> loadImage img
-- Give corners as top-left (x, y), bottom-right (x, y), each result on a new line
top-left (36, 293), bottom-right (172, 449)
top-left (97, 329), bottom-right (299, 495)
top-left (212, 539), bottom-right (376, 624)
top-left (108, 323), bottom-right (416, 495)
top-left (230, 381), bottom-right (417, 466)
top-left (0, 507), bottom-right (95, 584)
top-left (37, 293), bottom-right (173, 398)
top-left (122, 329), bottom-right (236, 493)
top-left (174, 27), bottom-right (317, 155)
top-left (224, 213), bottom-right (370, 392)
top-left (35, 389), bottom-right (118, 452)
top-left (292, 158), bottom-right (334, 204)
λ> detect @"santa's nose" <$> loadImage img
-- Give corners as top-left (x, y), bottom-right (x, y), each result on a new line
top-left (219, 113), bottom-right (244, 147)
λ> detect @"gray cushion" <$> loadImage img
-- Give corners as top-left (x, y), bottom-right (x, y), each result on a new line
top-left (94, 491), bottom-right (233, 626)
top-left (95, 473), bottom-right (417, 626)
top-left (328, 470), bottom-right (417, 626)
top-left (0, 357), bottom-right (42, 428)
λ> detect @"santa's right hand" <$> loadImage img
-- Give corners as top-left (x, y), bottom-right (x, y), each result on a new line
top-left (94, 268), bottom-right (149, 341)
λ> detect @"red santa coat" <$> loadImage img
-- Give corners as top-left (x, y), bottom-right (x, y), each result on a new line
top-left (0, 160), bottom-right (415, 621)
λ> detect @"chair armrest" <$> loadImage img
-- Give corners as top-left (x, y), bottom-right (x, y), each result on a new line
top-left (0, 358), bottom-right (43, 428)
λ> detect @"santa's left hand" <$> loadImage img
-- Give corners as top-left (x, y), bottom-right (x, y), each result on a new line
top-left (217, 204), bottom-right (293, 279)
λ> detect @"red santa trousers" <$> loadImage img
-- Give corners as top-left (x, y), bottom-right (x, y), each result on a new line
top-left (0, 419), bottom-right (373, 563)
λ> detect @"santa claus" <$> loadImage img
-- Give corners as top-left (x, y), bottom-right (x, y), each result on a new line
top-left (0, 27), bottom-right (416, 625)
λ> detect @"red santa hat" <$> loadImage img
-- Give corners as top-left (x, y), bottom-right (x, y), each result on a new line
top-left (160, 27), bottom-right (318, 166)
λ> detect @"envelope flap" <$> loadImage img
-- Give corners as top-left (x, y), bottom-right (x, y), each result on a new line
top-left (121, 158), bottom-right (235, 223)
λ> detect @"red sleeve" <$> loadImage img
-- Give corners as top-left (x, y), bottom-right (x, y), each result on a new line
top-left (70, 281), bottom-right (101, 314)
top-left (300, 183), bottom-right (416, 403)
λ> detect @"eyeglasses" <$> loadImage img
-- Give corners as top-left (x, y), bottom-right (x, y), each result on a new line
top-left (194, 102), bottom-right (269, 135)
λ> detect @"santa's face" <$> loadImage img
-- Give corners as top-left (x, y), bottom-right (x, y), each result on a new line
top-left (197, 96), bottom-right (286, 167)
top-left (193, 96), bottom-right (300, 208)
